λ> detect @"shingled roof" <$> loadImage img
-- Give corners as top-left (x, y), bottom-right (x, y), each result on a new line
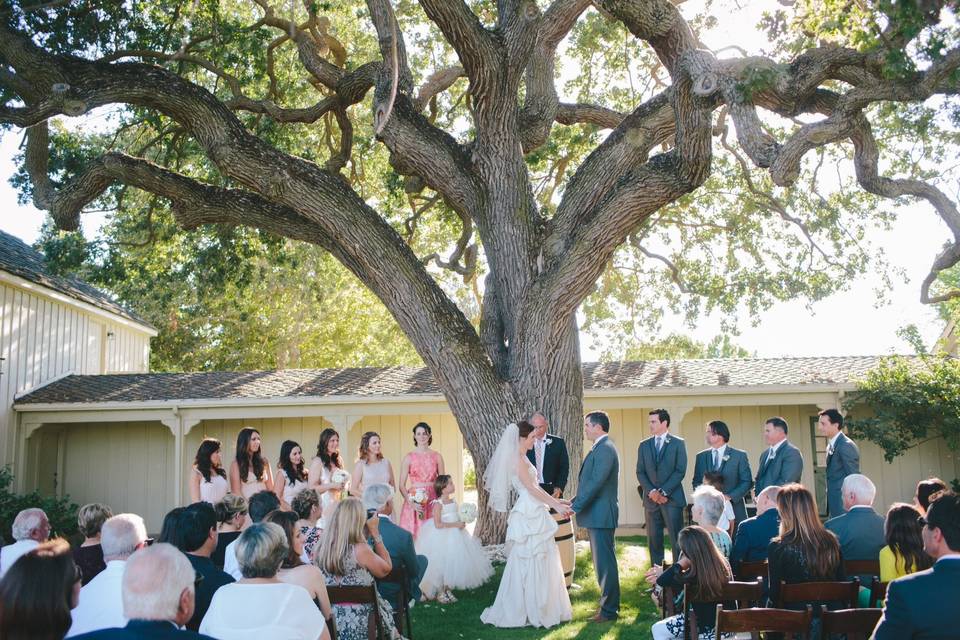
top-left (0, 229), bottom-right (153, 328)
top-left (14, 356), bottom-right (899, 406)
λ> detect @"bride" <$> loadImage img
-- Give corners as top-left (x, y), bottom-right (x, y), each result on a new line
top-left (480, 420), bottom-right (574, 628)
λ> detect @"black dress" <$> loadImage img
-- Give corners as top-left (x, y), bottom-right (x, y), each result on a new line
top-left (766, 540), bottom-right (845, 610)
top-left (656, 563), bottom-right (736, 637)
top-left (73, 543), bottom-right (106, 586)
top-left (211, 530), bottom-right (241, 569)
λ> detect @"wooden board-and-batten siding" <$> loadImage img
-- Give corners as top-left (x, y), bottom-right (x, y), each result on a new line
top-left (0, 279), bottom-right (152, 483)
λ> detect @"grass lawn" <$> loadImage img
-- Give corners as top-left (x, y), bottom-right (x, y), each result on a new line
top-left (409, 536), bottom-right (663, 639)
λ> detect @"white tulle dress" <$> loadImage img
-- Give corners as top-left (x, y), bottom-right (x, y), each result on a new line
top-left (415, 499), bottom-right (493, 597)
top-left (480, 463), bottom-right (573, 628)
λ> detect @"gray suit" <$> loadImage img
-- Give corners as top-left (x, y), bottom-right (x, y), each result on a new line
top-left (754, 440), bottom-right (803, 495)
top-left (636, 433), bottom-right (687, 566)
top-left (825, 432), bottom-right (860, 518)
top-left (374, 516), bottom-right (427, 610)
top-left (692, 446), bottom-right (753, 523)
top-left (571, 434), bottom-right (620, 618)
top-left (825, 506), bottom-right (885, 585)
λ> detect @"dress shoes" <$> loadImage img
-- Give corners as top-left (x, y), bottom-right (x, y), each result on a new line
top-left (589, 612), bottom-right (618, 623)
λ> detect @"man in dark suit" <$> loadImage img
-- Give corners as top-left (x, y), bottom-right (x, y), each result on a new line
top-left (171, 503), bottom-right (234, 631)
top-left (693, 420), bottom-right (753, 526)
top-left (818, 408), bottom-right (860, 518)
top-left (730, 485), bottom-right (781, 573)
top-left (571, 411), bottom-right (621, 623)
top-left (72, 544), bottom-right (217, 639)
top-left (873, 490), bottom-right (960, 639)
top-left (825, 474), bottom-right (885, 585)
top-left (636, 408), bottom-right (687, 567)
top-left (754, 416), bottom-right (803, 495)
top-left (363, 483), bottom-right (427, 611)
top-left (526, 411), bottom-right (570, 498)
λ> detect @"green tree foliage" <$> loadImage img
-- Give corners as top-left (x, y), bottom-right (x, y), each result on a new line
top-left (0, 468), bottom-right (78, 540)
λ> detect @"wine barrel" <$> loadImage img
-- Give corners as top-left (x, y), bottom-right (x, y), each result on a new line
top-left (552, 511), bottom-right (575, 587)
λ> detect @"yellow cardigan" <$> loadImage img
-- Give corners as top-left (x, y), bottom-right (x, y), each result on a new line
top-left (879, 545), bottom-right (917, 582)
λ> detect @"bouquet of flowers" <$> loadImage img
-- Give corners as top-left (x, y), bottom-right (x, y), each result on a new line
top-left (410, 488), bottom-right (429, 519)
top-left (458, 502), bottom-right (478, 524)
top-left (331, 469), bottom-right (350, 486)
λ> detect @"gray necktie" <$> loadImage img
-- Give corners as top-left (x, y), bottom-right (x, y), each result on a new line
top-left (655, 436), bottom-right (664, 459)
top-left (713, 449), bottom-right (720, 470)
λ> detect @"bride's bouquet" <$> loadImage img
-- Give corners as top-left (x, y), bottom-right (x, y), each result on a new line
top-left (410, 488), bottom-right (429, 519)
top-left (458, 502), bottom-right (478, 524)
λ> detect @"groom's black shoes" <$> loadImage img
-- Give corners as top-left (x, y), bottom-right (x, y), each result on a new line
top-left (589, 612), bottom-right (618, 623)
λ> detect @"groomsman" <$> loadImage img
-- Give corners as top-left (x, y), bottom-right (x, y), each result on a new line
top-left (754, 417), bottom-right (803, 495)
top-left (818, 408), bottom-right (860, 518)
top-left (636, 409), bottom-right (687, 566)
top-left (692, 420), bottom-right (753, 525)
top-left (526, 411), bottom-right (570, 498)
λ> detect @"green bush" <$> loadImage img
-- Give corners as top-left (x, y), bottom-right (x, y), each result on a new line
top-left (462, 449), bottom-right (477, 489)
top-left (0, 467), bottom-right (79, 544)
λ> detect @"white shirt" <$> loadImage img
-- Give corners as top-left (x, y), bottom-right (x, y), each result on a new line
top-left (200, 582), bottom-right (325, 640)
top-left (592, 434), bottom-right (609, 450)
top-left (0, 539), bottom-right (38, 577)
top-left (224, 538), bottom-right (242, 581)
top-left (66, 560), bottom-right (127, 637)
top-left (767, 439), bottom-right (787, 459)
top-left (716, 499), bottom-right (736, 533)
top-left (711, 444), bottom-right (727, 468)
top-left (534, 437), bottom-right (546, 482)
top-left (826, 432), bottom-right (842, 455)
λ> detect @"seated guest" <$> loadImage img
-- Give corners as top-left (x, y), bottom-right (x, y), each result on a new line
top-left (880, 502), bottom-right (933, 583)
top-left (223, 490), bottom-right (280, 580)
top-left (199, 522), bottom-right (327, 640)
top-left (0, 508), bottom-right (50, 577)
top-left (824, 473), bottom-right (885, 585)
top-left (730, 485), bottom-right (781, 573)
top-left (67, 514), bottom-right (149, 637)
top-left (690, 484), bottom-right (732, 557)
top-left (767, 484), bottom-right (844, 609)
top-left (157, 507), bottom-right (186, 548)
top-left (291, 487), bottom-right (323, 564)
top-left (317, 498), bottom-right (402, 640)
top-left (172, 503), bottom-right (235, 631)
top-left (915, 477), bottom-right (947, 516)
top-left (0, 539), bottom-right (80, 640)
top-left (212, 494), bottom-right (246, 568)
top-left (645, 526), bottom-right (735, 640)
top-left (873, 491), bottom-right (960, 639)
top-left (263, 510), bottom-right (332, 618)
top-left (702, 473), bottom-right (735, 537)
top-left (362, 483), bottom-right (427, 611)
top-left (72, 543), bottom-right (216, 639)
top-left (73, 504), bottom-right (113, 586)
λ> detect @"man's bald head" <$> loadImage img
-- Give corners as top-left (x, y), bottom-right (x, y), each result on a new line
top-left (122, 543), bottom-right (195, 626)
top-left (757, 486), bottom-right (781, 514)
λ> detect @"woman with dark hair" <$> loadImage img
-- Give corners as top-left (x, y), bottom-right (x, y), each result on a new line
top-left (915, 477), bottom-right (947, 516)
top-left (398, 422), bottom-right (445, 539)
top-left (274, 440), bottom-right (309, 511)
top-left (645, 526), bottom-right (735, 640)
top-left (767, 483), bottom-right (844, 609)
top-left (73, 503), bottom-right (113, 586)
top-left (263, 510), bottom-right (332, 619)
top-left (350, 431), bottom-right (395, 498)
top-left (292, 487), bottom-right (324, 563)
top-left (190, 437), bottom-right (229, 505)
top-left (880, 502), bottom-right (934, 582)
top-left (0, 538), bottom-right (80, 640)
top-left (309, 428), bottom-right (347, 529)
top-left (230, 427), bottom-right (274, 500)
top-left (157, 507), bottom-right (186, 548)
top-left (213, 494), bottom-right (247, 569)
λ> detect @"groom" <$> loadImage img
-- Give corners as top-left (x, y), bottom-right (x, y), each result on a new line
top-left (571, 411), bottom-right (621, 623)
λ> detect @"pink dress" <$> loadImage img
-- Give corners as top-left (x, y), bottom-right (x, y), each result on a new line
top-left (399, 450), bottom-right (441, 539)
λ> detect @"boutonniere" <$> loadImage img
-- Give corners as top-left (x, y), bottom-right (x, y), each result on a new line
top-left (544, 437), bottom-right (553, 446)
top-left (722, 455), bottom-right (730, 462)
top-left (664, 436), bottom-right (672, 444)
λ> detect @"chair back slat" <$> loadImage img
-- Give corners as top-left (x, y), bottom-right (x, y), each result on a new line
top-left (715, 605), bottom-right (812, 638)
top-left (777, 579), bottom-right (860, 609)
top-left (735, 560), bottom-right (767, 581)
top-left (378, 566), bottom-right (412, 639)
top-left (820, 607), bottom-right (883, 640)
top-left (326, 583), bottom-right (384, 640)
top-left (869, 578), bottom-right (889, 608)
top-left (684, 579), bottom-right (765, 639)
top-left (844, 559), bottom-right (881, 578)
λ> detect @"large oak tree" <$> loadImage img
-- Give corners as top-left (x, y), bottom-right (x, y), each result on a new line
top-left (4, 0), bottom-right (960, 539)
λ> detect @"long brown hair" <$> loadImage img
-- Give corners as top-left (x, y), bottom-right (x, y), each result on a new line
top-left (264, 509), bottom-right (304, 569)
top-left (676, 526), bottom-right (733, 601)
top-left (885, 503), bottom-right (933, 575)
top-left (774, 484), bottom-right (841, 578)
top-left (316, 428), bottom-right (343, 469)
top-left (358, 432), bottom-right (383, 462)
top-left (236, 427), bottom-right (266, 482)
top-left (0, 539), bottom-right (77, 640)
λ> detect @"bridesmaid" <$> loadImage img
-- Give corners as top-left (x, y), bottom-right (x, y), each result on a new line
top-left (229, 427), bottom-right (274, 501)
top-left (275, 440), bottom-right (309, 511)
top-left (309, 428), bottom-right (346, 528)
top-left (350, 431), bottom-right (395, 498)
top-left (398, 422), bottom-right (445, 539)
top-left (190, 438), bottom-right (229, 505)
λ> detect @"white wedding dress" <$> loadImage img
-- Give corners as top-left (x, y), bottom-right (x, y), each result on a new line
top-left (480, 462), bottom-right (573, 628)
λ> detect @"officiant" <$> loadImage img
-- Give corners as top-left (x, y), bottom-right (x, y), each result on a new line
top-left (527, 412), bottom-right (570, 498)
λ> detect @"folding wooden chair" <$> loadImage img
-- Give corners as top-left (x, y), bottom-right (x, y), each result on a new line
top-left (735, 559), bottom-right (767, 581)
top-left (684, 579), bottom-right (764, 638)
top-left (819, 607), bottom-right (883, 640)
top-left (379, 565), bottom-right (412, 639)
top-left (843, 559), bottom-right (881, 579)
top-left (326, 614), bottom-right (338, 640)
top-left (776, 579), bottom-right (860, 610)
top-left (868, 578), bottom-right (888, 608)
top-left (326, 583), bottom-right (385, 640)
top-left (714, 605), bottom-right (813, 639)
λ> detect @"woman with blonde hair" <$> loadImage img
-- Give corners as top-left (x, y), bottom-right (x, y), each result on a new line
top-left (646, 526), bottom-right (735, 639)
top-left (350, 431), bottom-right (395, 498)
top-left (72, 503), bottom-right (113, 585)
top-left (767, 483), bottom-right (844, 608)
top-left (316, 498), bottom-right (404, 640)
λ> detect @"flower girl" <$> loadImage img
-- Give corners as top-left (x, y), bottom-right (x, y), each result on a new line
top-left (415, 474), bottom-right (493, 603)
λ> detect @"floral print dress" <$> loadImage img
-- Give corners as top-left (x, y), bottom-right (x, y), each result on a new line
top-left (320, 547), bottom-right (405, 640)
